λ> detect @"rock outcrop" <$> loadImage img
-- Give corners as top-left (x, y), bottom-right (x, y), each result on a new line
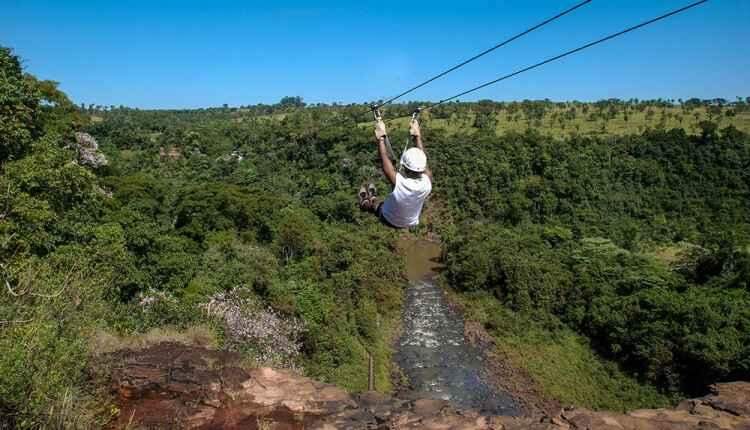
top-left (106, 342), bottom-right (750, 429)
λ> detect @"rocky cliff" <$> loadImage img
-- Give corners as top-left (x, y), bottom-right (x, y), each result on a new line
top-left (106, 342), bottom-right (750, 429)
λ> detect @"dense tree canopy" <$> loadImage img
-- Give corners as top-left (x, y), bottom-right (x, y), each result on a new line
top-left (1, 44), bottom-right (749, 427)
top-left (436, 125), bottom-right (750, 394)
top-left (0, 47), bottom-right (402, 428)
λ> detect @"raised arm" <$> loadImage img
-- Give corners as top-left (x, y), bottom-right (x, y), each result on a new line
top-left (410, 119), bottom-right (433, 181)
top-left (375, 119), bottom-right (397, 185)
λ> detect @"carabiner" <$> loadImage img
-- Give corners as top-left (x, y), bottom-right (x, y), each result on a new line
top-left (371, 105), bottom-right (382, 122)
top-left (411, 107), bottom-right (422, 122)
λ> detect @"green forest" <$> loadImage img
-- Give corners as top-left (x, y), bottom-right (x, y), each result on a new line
top-left (1, 45), bottom-right (749, 427)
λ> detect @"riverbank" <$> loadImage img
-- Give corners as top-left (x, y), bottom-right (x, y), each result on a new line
top-left (395, 235), bottom-right (673, 412)
top-left (394, 238), bottom-right (524, 415)
top-left (448, 290), bottom-right (674, 411)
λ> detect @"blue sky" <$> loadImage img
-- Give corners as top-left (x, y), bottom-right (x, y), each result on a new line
top-left (2, 0), bottom-right (748, 109)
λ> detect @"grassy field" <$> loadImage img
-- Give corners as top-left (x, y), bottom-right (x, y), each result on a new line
top-left (449, 290), bottom-right (675, 412)
top-left (384, 105), bottom-right (750, 138)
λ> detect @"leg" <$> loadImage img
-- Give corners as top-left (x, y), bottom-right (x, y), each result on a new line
top-left (358, 184), bottom-right (381, 215)
top-left (360, 195), bottom-right (380, 213)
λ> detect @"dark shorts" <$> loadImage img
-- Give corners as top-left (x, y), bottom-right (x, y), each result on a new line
top-left (376, 202), bottom-right (401, 229)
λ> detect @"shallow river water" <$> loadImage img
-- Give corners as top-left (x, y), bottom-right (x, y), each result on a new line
top-left (395, 239), bottom-right (520, 415)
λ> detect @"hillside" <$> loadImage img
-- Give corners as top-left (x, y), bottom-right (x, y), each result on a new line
top-left (1, 44), bottom-right (749, 428)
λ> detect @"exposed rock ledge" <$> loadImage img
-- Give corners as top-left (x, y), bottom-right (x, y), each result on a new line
top-left (106, 342), bottom-right (750, 429)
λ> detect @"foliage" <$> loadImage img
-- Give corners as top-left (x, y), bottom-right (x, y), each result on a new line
top-left (0, 243), bottom-right (125, 428)
top-left (2, 42), bottom-right (749, 426)
top-left (439, 122), bottom-right (750, 395)
top-left (0, 47), bottom-right (40, 163)
top-left (1, 45), bottom-right (405, 426)
top-left (454, 291), bottom-right (673, 411)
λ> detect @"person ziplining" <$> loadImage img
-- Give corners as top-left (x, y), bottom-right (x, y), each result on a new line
top-left (359, 110), bottom-right (432, 229)
top-left (353, 0), bottom-right (707, 228)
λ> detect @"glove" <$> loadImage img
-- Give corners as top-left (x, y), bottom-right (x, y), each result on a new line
top-left (409, 118), bottom-right (421, 138)
top-left (374, 119), bottom-right (387, 140)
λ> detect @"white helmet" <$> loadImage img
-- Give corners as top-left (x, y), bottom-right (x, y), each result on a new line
top-left (401, 147), bottom-right (427, 173)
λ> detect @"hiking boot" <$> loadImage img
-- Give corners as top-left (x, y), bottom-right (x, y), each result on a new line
top-left (359, 186), bottom-right (368, 203)
top-left (367, 183), bottom-right (377, 197)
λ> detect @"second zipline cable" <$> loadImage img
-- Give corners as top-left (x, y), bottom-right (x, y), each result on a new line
top-left (395, 0), bottom-right (710, 120)
top-left (335, 0), bottom-right (593, 126)
top-left (374, 0), bottom-right (593, 109)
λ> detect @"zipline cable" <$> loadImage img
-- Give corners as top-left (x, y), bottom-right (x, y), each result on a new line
top-left (330, 0), bottom-right (593, 127)
top-left (374, 0), bottom-right (593, 109)
top-left (385, 0), bottom-right (709, 122)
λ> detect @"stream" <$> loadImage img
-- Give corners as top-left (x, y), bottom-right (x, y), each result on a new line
top-left (395, 239), bottom-right (520, 415)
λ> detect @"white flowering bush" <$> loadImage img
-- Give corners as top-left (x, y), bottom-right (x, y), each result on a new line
top-left (73, 132), bottom-right (108, 168)
top-left (201, 287), bottom-right (304, 370)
